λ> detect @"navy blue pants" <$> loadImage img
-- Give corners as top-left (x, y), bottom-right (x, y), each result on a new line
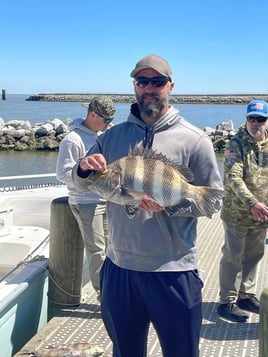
top-left (100, 258), bottom-right (203, 357)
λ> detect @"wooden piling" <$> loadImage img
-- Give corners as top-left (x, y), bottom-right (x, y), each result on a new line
top-left (259, 288), bottom-right (268, 356)
top-left (48, 196), bottom-right (84, 316)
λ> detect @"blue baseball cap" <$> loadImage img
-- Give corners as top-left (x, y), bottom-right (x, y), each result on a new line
top-left (246, 99), bottom-right (268, 117)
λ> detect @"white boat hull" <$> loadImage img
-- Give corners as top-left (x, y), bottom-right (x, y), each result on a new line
top-left (0, 182), bottom-right (70, 356)
top-left (1, 260), bottom-right (49, 357)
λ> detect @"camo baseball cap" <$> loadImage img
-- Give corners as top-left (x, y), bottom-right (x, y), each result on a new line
top-left (88, 96), bottom-right (115, 117)
top-left (130, 54), bottom-right (172, 79)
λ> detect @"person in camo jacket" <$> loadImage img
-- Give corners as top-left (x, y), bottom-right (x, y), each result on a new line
top-left (217, 99), bottom-right (268, 323)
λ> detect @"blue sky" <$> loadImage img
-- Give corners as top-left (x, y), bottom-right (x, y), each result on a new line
top-left (1, 0), bottom-right (268, 95)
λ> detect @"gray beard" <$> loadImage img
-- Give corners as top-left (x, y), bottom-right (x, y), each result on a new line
top-left (137, 95), bottom-right (168, 118)
top-left (246, 122), bottom-right (264, 138)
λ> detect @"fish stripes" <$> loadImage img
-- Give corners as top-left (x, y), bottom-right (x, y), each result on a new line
top-left (163, 164), bottom-right (176, 206)
top-left (120, 156), bottom-right (133, 187)
top-left (143, 158), bottom-right (157, 198)
top-left (121, 157), bottom-right (183, 206)
top-left (86, 147), bottom-right (225, 218)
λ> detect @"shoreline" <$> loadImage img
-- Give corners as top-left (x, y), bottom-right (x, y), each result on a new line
top-left (26, 93), bottom-right (268, 105)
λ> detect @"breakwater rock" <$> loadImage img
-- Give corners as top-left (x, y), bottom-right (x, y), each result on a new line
top-left (26, 93), bottom-right (268, 104)
top-left (0, 115), bottom-right (234, 152)
top-left (0, 117), bottom-right (70, 151)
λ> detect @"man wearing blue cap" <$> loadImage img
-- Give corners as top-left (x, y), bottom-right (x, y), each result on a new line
top-left (217, 99), bottom-right (268, 322)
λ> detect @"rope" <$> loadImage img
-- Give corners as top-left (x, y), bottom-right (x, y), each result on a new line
top-left (1, 255), bottom-right (82, 304)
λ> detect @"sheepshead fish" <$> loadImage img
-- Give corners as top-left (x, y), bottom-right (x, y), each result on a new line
top-left (18, 342), bottom-right (104, 356)
top-left (86, 147), bottom-right (224, 218)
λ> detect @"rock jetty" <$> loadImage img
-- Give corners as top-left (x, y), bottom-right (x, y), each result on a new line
top-left (0, 114), bottom-right (234, 152)
top-left (26, 93), bottom-right (268, 104)
top-left (0, 117), bottom-right (70, 151)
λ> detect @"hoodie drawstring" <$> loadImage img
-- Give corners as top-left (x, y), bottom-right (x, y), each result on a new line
top-left (143, 127), bottom-right (155, 149)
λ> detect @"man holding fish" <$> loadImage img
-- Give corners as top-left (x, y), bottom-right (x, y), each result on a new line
top-left (72, 54), bottom-right (224, 357)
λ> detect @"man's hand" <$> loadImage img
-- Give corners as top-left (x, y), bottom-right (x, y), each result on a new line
top-left (250, 202), bottom-right (268, 222)
top-left (139, 194), bottom-right (164, 212)
top-left (79, 154), bottom-right (107, 172)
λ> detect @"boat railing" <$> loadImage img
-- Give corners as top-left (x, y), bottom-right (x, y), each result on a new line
top-left (0, 173), bottom-right (64, 192)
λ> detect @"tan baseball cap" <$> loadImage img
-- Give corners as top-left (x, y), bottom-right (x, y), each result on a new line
top-left (130, 54), bottom-right (172, 78)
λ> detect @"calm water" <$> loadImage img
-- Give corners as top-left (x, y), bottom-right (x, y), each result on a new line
top-left (0, 94), bottom-right (247, 128)
top-left (0, 94), bottom-right (244, 182)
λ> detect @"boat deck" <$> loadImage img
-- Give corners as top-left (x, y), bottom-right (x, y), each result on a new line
top-left (15, 213), bottom-right (268, 357)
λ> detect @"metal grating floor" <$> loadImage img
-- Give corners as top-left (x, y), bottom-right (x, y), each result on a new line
top-left (15, 213), bottom-right (268, 357)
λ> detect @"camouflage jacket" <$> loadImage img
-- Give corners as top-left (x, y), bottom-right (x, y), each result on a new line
top-left (221, 124), bottom-right (268, 228)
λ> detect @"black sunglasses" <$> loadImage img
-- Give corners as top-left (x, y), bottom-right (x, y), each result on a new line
top-left (95, 111), bottom-right (114, 124)
top-left (134, 76), bottom-right (171, 88)
top-left (247, 116), bottom-right (267, 123)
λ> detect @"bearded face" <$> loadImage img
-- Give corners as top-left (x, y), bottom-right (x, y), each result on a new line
top-left (246, 121), bottom-right (267, 140)
top-left (135, 92), bottom-right (169, 118)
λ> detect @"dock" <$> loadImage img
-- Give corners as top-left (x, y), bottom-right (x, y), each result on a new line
top-left (14, 212), bottom-right (268, 357)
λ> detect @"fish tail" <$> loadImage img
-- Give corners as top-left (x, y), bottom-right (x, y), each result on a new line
top-left (193, 187), bottom-right (224, 218)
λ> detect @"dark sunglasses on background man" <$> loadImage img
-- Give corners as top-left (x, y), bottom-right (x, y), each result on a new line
top-left (134, 76), bottom-right (171, 88)
top-left (247, 116), bottom-right (267, 123)
top-left (95, 112), bottom-right (114, 124)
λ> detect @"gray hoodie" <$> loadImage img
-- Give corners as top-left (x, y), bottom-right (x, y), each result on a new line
top-left (72, 105), bottom-right (223, 272)
top-left (56, 117), bottom-right (105, 204)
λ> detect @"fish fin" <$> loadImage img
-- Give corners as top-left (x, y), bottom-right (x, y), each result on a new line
top-left (165, 204), bottom-right (193, 216)
top-left (165, 200), bottom-right (214, 218)
top-left (121, 185), bottom-right (145, 201)
top-left (195, 188), bottom-right (224, 218)
top-left (125, 205), bottom-right (139, 219)
top-left (120, 186), bottom-right (143, 201)
top-left (174, 166), bottom-right (194, 183)
top-left (165, 188), bottom-right (224, 218)
top-left (128, 145), bottom-right (194, 182)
